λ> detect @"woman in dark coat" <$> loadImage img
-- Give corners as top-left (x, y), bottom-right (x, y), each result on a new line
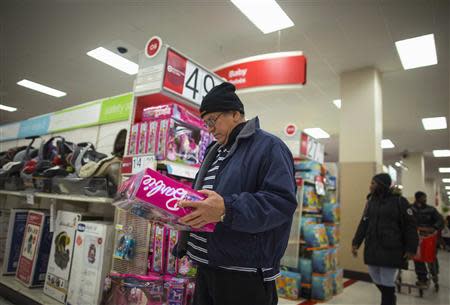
top-left (352, 173), bottom-right (418, 305)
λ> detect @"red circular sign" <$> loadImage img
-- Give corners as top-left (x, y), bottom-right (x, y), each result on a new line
top-left (145, 36), bottom-right (162, 58)
top-left (285, 124), bottom-right (297, 136)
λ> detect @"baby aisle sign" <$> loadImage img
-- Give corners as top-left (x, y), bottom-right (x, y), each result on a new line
top-left (114, 168), bottom-right (216, 232)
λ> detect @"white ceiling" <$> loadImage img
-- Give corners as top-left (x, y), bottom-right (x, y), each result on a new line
top-left (0, 0), bottom-right (449, 184)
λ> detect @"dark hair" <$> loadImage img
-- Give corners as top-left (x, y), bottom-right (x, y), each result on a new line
top-left (415, 191), bottom-right (426, 200)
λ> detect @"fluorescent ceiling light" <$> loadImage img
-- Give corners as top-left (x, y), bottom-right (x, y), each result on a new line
top-left (231, 0), bottom-right (294, 34)
top-left (381, 139), bottom-right (395, 149)
top-left (87, 47), bottom-right (138, 75)
top-left (0, 104), bottom-right (17, 112)
top-left (333, 99), bottom-right (341, 109)
top-left (304, 128), bottom-right (330, 139)
top-left (422, 117), bottom-right (447, 130)
top-left (439, 167), bottom-right (450, 173)
top-left (395, 34), bottom-right (437, 70)
top-left (433, 150), bottom-right (450, 157)
top-left (443, 178), bottom-right (450, 183)
top-left (445, 186), bottom-right (450, 190)
top-left (17, 79), bottom-right (66, 97)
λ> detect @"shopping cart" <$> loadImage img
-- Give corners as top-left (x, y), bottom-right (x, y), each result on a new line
top-left (396, 232), bottom-right (438, 297)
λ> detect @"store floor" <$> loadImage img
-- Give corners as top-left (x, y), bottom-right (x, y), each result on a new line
top-left (0, 251), bottom-right (448, 305)
top-left (279, 250), bottom-right (450, 305)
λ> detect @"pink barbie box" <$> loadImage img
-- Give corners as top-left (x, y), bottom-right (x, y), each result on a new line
top-left (114, 168), bottom-right (216, 232)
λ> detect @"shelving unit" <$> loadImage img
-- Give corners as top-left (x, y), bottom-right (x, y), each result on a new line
top-left (0, 190), bottom-right (113, 204)
top-left (0, 275), bottom-right (60, 305)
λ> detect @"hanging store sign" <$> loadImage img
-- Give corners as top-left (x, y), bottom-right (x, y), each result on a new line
top-left (162, 49), bottom-right (223, 106)
top-left (214, 51), bottom-right (307, 91)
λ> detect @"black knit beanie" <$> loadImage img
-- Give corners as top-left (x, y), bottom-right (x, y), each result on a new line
top-left (200, 82), bottom-right (245, 118)
top-left (372, 173), bottom-right (392, 188)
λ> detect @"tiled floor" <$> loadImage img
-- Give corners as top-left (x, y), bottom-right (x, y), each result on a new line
top-left (279, 250), bottom-right (450, 305)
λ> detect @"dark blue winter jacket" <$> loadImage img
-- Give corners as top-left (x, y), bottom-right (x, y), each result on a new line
top-left (193, 117), bottom-right (297, 268)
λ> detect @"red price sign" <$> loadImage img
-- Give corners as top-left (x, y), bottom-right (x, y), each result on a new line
top-left (145, 36), bottom-right (162, 58)
top-left (284, 124), bottom-right (297, 137)
top-left (163, 49), bottom-right (223, 106)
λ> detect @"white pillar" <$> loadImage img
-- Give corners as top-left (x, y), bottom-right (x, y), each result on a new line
top-left (402, 153), bottom-right (425, 203)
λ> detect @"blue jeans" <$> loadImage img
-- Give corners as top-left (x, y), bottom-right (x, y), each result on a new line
top-left (368, 265), bottom-right (398, 287)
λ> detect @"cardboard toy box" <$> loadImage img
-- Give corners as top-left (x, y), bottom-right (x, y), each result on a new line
top-left (66, 221), bottom-right (114, 305)
top-left (16, 210), bottom-right (53, 287)
top-left (2, 209), bottom-right (28, 275)
top-left (43, 211), bottom-right (82, 303)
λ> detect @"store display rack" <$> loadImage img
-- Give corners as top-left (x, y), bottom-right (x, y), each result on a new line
top-left (0, 275), bottom-right (60, 305)
top-left (0, 190), bottom-right (113, 204)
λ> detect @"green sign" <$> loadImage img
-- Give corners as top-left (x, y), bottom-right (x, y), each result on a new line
top-left (99, 93), bottom-right (133, 124)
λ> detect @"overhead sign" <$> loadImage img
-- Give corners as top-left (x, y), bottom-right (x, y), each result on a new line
top-left (162, 49), bottom-right (223, 106)
top-left (284, 124), bottom-right (297, 137)
top-left (145, 36), bottom-right (162, 58)
top-left (214, 51), bottom-right (307, 91)
top-left (300, 132), bottom-right (325, 164)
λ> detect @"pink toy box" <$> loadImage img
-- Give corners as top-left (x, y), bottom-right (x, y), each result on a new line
top-left (114, 168), bottom-right (216, 232)
top-left (141, 104), bottom-right (213, 165)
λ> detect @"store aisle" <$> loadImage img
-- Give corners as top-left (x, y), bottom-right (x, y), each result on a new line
top-left (279, 250), bottom-right (449, 305)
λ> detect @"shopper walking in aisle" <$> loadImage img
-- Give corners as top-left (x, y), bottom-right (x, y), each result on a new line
top-left (411, 191), bottom-right (444, 288)
top-left (352, 173), bottom-right (418, 305)
top-left (175, 82), bottom-right (297, 305)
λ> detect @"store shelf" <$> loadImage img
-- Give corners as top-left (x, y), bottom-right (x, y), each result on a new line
top-left (157, 160), bottom-right (199, 179)
top-left (0, 190), bottom-right (113, 203)
top-left (0, 275), bottom-right (60, 305)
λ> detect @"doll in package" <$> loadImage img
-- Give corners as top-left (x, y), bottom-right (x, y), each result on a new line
top-left (151, 224), bottom-right (166, 273)
top-left (165, 229), bottom-right (179, 275)
top-left (114, 226), bottom-right (135, 261)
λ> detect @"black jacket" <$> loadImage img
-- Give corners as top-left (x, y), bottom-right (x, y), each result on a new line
top-left (352, 193), bottom-right (418, 268)
top-left (411, 203), bottom-right (444, 230)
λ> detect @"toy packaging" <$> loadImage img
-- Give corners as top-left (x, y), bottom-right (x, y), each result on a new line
top-left (141, 104), bottom-right (212, 166)
top-left (151, 224), bottom-right (166, 273)
top-left (0, 209), bottom-right (10, 264)
top-left (166, 229), bottom-right (179, 275)
top-left (325, 224), bottom-right (340, 246)
top-left (138, 122), bottom-right (149, 154)
top-left (312, 273), bottom-right (333, 300)
top-left (276, 270), bottom-right (301, 300)
top-left (329, 247), bottom-right (338, 271)
top-left (303, 223), bottom-right (329, 248)
top-left (114, 168), bottom-right (216, 232)
top-left (177, 256), bottom-right (197, 278)
top-left (66, 222), bottom-right (114, 305)
top-left (300, 216), bottom-right (317, 236)
top-left (44, 211), bottom-right (81, 303)
top-left (322, 202), bottom-right (340, 223)
top-left (128, 123), bottom-right (140, 155)
top-left (299, 258), bottom-right (312, 284)
top-left (303, 185), bottom-right (320, 212)
top-left (112, 209), bottom-right (151, 276)
top-left (296, 161), bottom-right (322, 172)
top-left (148, 121), bottom-right (159, 156)
top-left (331, 269), bottom-right (344, 295)
top-left (16, 210), bottom-right (53, 287)
top-left (164, 276), bottom-right (195, 305)
top-left (312, 249), bottom-right (332, 274)
top-left (2, 209), bottom-right (28, 275)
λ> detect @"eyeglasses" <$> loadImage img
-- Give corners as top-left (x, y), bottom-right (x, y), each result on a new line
top-left (203, 113), bottom-right (225, 128)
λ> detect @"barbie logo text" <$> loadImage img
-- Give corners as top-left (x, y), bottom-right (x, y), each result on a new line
top-left (141, 175), bottom-right (187, 211)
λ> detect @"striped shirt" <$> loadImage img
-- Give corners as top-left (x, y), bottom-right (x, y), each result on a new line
top-left (186, 145), bottom-right (280, 282)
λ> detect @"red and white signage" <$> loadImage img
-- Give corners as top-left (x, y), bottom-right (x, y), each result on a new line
top-left (284, 124), bottom-right (297, 137)
top-left (145, 36), bottom-right (162, 58)
top-left (300, 132), bottom-right (325, 164)
top-left (122, 154), bottom-right (156, 175)
top-left (214, 51), bottom-right (307, 91)
top-left (163, 49), bottom-right (223, 106)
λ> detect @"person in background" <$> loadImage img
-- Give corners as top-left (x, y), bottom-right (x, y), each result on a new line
top-left (175, 82), bottom-right (297, 305)
top-left (411, 191), bottom-right (444, 288)
top-left (441, 217), bottom-right (450, 251)
top-left (352, 173), bottom-right (418, 305)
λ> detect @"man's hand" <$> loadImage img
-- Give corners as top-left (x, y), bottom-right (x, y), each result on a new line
top-left (178, 190), bottom-right (225, 229)
top-left (351, 246), bottom-right (358, 258)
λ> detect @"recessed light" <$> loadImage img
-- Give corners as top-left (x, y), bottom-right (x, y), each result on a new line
top-left (333, 99), bottom-right (341, 109)
top-left (304, 128), bottom-right (330, 139)
top-left (17, 79), bottom-right (66, 97)
top-left (381, 139), bottom-right (395, 149)
top-left (433, 150), bottom-right (450, 157)
top-left (422, 117), bottom-right (447, 130)
top-left (395, 34), bottom-right (437, 70)
top-left (439, 168), bottom-right (450, 173)
top-left (0, 104), bottom-right (17, 112)
top-left (230, 0), bottom-right (294, 34)
top-left (87, 47), bottom-right (139, 75)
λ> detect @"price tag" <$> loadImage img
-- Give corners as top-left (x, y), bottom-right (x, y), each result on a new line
top-left (183, 61), bottom-right (222, 106)
top-left (132, 155), bottom-right (156, 174)
top-left (26, 193), bottom-right (35, 205)
top-left (315, 176), bottom-right (326, 196)
top-left (166, 163), bottom-right (199, 179)
top-left (301, 133), bottom-right (325, 164)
